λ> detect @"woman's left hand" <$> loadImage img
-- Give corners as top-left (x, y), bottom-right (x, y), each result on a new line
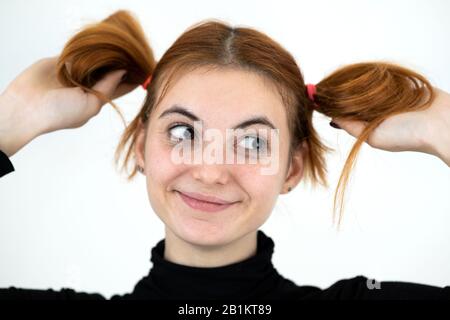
top-left (330, 87), bottom-right (450, 166)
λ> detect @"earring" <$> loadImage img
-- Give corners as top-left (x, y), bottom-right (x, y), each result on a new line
top-left (287, 187), bottom-right (292, 192)
top-left (137, 165), bottom-right (144, 173)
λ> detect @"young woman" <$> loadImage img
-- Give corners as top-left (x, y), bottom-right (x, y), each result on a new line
top-left (0, 10), bottom-right (449, 300)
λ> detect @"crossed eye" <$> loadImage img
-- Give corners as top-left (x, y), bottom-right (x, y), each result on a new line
top-left (168, 124), bottom-right (267, 152)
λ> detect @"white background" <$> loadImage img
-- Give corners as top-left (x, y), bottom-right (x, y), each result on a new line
top-left (0, 0), bottom-right (449, 298)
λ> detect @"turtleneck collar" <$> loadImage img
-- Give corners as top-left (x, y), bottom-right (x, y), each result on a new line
top-left (145, 230), bottom-right (283, 300)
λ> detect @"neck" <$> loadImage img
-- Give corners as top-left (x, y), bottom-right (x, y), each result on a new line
top-left (164, 227), bottom-right (258, 268)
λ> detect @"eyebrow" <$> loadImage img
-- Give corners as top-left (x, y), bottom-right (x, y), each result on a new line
top-left (158, 104), bottom-right (278, 131)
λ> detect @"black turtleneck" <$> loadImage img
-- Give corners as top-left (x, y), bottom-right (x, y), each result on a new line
top-left (1, 230), bottom-right (450, 300)
top-left (1, 151), bottom-right (450, 300)
top-left (113, 230), bottom-right (317, 300)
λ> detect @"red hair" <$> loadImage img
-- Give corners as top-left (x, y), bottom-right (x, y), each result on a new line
top-left (55, 10), bottom-right (436, 227)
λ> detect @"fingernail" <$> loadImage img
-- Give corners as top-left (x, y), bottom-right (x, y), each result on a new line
top-left (329, 121), bottom-right (341, 129)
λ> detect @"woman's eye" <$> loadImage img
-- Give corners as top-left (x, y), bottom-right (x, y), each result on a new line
top-left (167, 124), bottom-right (194, 143)
top-left (238, 135), bottom-right (267, 153)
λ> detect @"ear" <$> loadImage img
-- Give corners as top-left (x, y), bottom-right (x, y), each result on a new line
top-left (134, 118), bottom-right (147, 170)
top-left (281, 140), bottom-right (308, 194)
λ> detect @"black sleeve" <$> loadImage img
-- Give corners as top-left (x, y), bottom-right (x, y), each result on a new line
top-left (0, 149), bottom-right (15, 178)
top-left (315, 275), bottom-right (450, 300)
top-left (0, 286), bottom-right (106, 300)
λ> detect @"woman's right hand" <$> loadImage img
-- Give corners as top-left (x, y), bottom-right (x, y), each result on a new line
top-left (0, 56), bottom-right (134, 157)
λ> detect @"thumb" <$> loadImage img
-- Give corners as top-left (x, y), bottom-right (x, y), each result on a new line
top-left (331, 117), bottom-right (368, 138)
top-left (88, 69), bottom-right (127, 109)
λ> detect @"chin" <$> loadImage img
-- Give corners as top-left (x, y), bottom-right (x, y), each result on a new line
top-left (165, 190), bottom-right (242, 247)
top-left (171, 219), bottom-right (235, 247)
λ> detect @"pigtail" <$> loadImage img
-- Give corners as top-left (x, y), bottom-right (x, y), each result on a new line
top-left (55, 9), bottom-right (156, 125)
top-left (55, 10), bottom-right (157, 178)
top-left (314, 61), bottom-right (436, 227)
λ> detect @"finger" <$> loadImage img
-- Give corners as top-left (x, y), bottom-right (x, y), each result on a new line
top-left (111, 82), bottom-right (140, 100)
top-left (88, 69), bottom-right (127, 110)
top-left (331, 117), bottom-right (367, 138)
top-left (65, 61), bottom-right (73, 76)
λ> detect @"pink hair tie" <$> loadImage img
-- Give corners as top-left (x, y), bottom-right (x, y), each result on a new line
top-left (306, 83), bottom-right (316, 103)
top-left (142, 75), bottom-right (152, 90)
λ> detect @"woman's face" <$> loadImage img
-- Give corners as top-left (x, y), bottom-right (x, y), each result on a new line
top-left (135, 67), bottom-right (305, 246)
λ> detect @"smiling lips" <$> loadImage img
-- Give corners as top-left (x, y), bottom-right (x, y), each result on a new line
top-left (176, 191), bottom-right (237, 212)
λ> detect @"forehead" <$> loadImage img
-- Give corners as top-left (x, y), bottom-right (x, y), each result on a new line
top-left (152, 67), bottom-right (288, 129)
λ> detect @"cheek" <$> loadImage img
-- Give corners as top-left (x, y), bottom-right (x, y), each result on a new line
top-left (231, 166), bottom-right (281, 232)
top-left (144, 137), bottom-right (183, 188)
top-left (236, 165), bottom-right (282, 206)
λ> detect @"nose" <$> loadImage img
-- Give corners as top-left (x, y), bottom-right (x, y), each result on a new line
top-left (191, 162), bottom-right (230, 185)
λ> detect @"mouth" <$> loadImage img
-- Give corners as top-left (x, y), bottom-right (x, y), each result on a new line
top-left (175, 191), bottom-right (238, 213)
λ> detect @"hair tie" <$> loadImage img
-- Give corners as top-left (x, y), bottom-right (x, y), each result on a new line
top-left (306, 83), bottom-right (316, 103)
top-left (142, 75), bottom-right (152, 90)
